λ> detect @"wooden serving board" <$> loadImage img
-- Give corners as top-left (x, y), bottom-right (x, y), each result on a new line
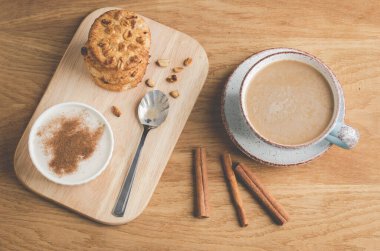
top-left (13, 7), bottom-right (208, 225)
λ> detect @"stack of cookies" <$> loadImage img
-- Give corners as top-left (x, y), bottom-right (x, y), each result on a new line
top-left (81, 10), bottom-right (151, 91)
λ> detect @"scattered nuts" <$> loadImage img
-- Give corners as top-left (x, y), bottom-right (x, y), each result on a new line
top-left (156, 59), bottom-right (170, 67)
top-left (166, 75), bottom-right (178, 83)
top-left (118, 42), bottom-right (126, 51)
top-left (114, 25), bottom-right (122, 33)
top-left (136, 36), bottom-right (144, 44)
top-left (98, 42), bottom-right (106, 48)
top-left (111, 106), bottom-right (121, 117)
top-left (120, 18), bottom-right (130, 26)
top-left (128, 44), bottom-right (138, 51)
top-left (183, 57), bottom-right (193, 66)
top-left (145, 79), bottom-right (155, 87)
top-left (129, 55), bottom-right (139, 63)
top-left (101, 19), bottom-right (111, 25)
top-left (172, 67), bottom-right (184, 73)
top-left (122, 31), bottom-right (130, 40)
top-left (114, 12), bottom-right (123, 21)
top-left (105, 56), bottom-right (115, 65)
top-left (117, 59), bottom-right (124, 70)
top-left (127, 15), bottom-right (138, 19)
top-left (170, 90), bottom-right (179, 98)
top-left (104, 27), bottom-right (114, 34)
top-left (80, 46), bottom-right (88, 56)
top-left (103, 48), bottom-right (112, 57)
top-left (131, 19), bottom-right (136, 29)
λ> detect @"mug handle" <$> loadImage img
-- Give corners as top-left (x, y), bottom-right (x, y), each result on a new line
top-left (325, 122), bottom-right (359, 149)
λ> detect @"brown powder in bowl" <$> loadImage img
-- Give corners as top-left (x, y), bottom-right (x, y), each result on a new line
top-left (38, 115), bottom-right (104, 176)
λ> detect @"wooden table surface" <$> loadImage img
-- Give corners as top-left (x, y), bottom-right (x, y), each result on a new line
top-left (1, 0), bottom-right (379, 250)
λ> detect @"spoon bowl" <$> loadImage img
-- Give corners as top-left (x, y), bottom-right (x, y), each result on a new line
top-left (138, 90), bottom-right (169, 128)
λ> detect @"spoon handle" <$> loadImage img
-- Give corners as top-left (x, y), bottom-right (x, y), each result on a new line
top-left (113, 126), bottom-right (150, 217)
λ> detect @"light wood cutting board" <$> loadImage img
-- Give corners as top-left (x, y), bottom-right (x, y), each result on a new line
top-left (13, 7), bottom-right (208, 225)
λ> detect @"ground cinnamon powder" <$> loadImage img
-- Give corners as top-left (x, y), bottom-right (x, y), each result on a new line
top-left (38, 115), bottom-right (104, 176)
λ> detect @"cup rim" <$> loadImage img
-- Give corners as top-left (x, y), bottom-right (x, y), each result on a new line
top-left (239, 50), bottom-right (341, 149)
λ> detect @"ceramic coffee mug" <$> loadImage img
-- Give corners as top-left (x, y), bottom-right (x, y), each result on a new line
top-left (240, 51), bottom-right (359, 150)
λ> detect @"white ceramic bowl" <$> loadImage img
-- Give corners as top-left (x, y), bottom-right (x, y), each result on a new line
top-left (28, 102), bottom-right (114, 185)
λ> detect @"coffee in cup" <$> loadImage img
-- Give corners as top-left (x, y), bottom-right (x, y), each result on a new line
top-left (240, 51), bottom-right (359, 149)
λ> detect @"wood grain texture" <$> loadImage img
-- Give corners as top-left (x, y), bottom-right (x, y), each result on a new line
top-left (13, 7), bottom-right (209, 224)
top-left (1, 0), bottom-right (380, 250)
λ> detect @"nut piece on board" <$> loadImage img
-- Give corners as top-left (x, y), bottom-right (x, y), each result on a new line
top-left (156, 59), bottom-right (170, 67)
top-left (111, 106), bottom-right (122, 117)
top-left (166, 75), bottom-right (178, 83)
top-left (183, 57), bottom-right (192, 66)
top-left (172, 67), bottom-right (184, 73)
top-left (169, 90), bottom-right (179, 98)
top-left (145, 79), bottom-right (155, 87)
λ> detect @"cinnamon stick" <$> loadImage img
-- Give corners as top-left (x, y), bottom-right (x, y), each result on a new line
top-left (221, 153), bottom-right (248, 227)
top-left (194, 147), bottom-right (209, 218)
top-left (234, 163), bottom-right (289, 225)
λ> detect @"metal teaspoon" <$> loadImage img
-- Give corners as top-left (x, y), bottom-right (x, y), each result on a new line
top-left (113, 90), bottom-right (169, 217)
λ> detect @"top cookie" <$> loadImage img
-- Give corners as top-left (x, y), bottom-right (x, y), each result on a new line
top-left (87, 10), bottom-right (150, 70)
